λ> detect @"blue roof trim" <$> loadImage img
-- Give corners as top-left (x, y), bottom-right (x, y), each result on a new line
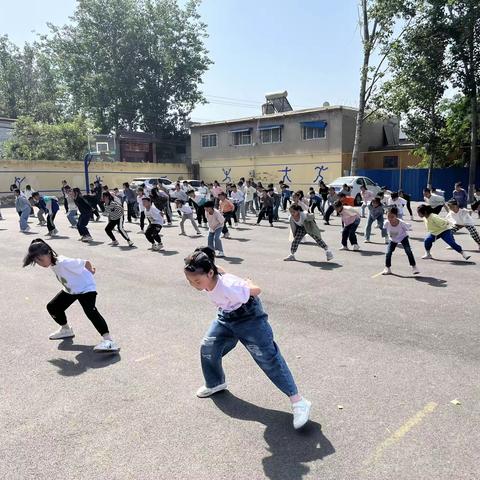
top-left (229, 127), bottom-right (251, 133)
top-left (301, 121), bottom-right (328, 128)
top-left (257, 124), bottom-right (283, 131)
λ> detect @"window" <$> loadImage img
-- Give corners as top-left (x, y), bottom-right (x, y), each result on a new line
top-left (96, 142), bottom-right (109, 152)
top-left (260, 127), bottom-right (282, 144)
top-left (365, 178), bottom-right (376, 186)
top-left (383, 156), bottom-right (399, 168)
top-left (356, 178), bottom-right (365, 186)
top-left (201, 134), bottom-right (217, 148)
top-left (302, 126), bottom-right (326, 140)
top-left (233, 130), bottom-right (251, 146)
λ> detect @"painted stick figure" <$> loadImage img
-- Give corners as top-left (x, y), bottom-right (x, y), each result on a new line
top-left (222, 168), bottom-right (232, 183)
top-left (278, 166), bottom-right (292, 183)
top-left (313, 165), bottom-right (328, 183)
top-left (10, 176), bottom-right (26, 191)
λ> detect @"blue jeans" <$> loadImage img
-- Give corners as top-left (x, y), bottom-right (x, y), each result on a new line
top-left (67, 209), bottom-right (78, 227)
top-left (424, 229), bottom-right (462, 253)
top-left (77, 212), bottom-right (91, 237)
top-left (19, 207), bottom-right (30, 230)
top-left (200, 297), bottom-right (298, 396)
top-left (208, 227), bottom-right (223, 253)
top-left (365, 215), bottom-right (386, 241)
top-left (386, 237), bottom-right (416, 267)
top-left (342, 217), bottom-right (360, 246)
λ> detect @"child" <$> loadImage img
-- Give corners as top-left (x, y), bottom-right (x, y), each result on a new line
top-left (309, 190), bottom-right (324, 216)
top-left (188, 189), bottom-right (207, 228)
top-left (22, 239), bottom-right (119, 352)
top-left (382, 207), bottom-right (419, 275)
top-left (386, 191), bottom-right (406, 219)
top-left (230, 184), bottom-right (246, 224)
top-left (446, 200), bottom-right (480, 250)
top-left (103, 192), bottom-right (134, 247)
top-left (291, 191), bottom-right (309, 212)
top-left (334, 200), bottom-right (361, 250)
top-left (218, 192), bottom-right (234, 238)
top-left (323, 187), bottom-right (338, 225)
top-left (204, 201), bottom-right (225, 257)
top-left (73, 188), bottom-right (93, 242)
top-left (360, 185), bottom-right (375, 218)
top-left (364, 197), bottom-right (387, 243)
top-left (472, 188), bottom-right (480, 218)
top-left (176, 199), bottom-right (202, 236)
top-left (284, 205), bottom-right (333, 262)
top-left (32, 192), bottom-right (59, 236)
top-left (423, 188), bottom-right (446, 215)
top-left (15, 189), bottom-right (31, 232)
top-left (64, 187), bottom-right (78, 228)
top-left (281, 184), bottom-right (292, 211)
top-left (137, 187), bottom-right (146, 232)
top-left (256, 189), bottom-right (275, 226)
top-left (184, 246), bottom-right (311, 430)
top-left (142, 197), bottom-right (164, 251)
top-left (398, 190), bottom-right (413, 220)
top-left (417, 204), bottom-right (470, 260)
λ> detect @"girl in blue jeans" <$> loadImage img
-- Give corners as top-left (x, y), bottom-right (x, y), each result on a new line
top-left (417, 204), bottom-right (470, 261)
top-left (184, 246), bottom-right (311, 430)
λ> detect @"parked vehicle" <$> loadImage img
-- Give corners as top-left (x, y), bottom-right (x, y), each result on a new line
top-left (184, 179), bottom-right (202, 190)
top-left (130, 177), bottom-right (174, 192)
top-left (328, 176), bottom-right (381, 206)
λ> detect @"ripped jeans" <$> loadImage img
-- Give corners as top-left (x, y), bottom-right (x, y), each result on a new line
top-left (200, 297), bottom-right (298, 396)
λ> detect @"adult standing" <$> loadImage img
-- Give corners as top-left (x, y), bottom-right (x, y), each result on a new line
top-left (452, 182), bottom-right (468, 209)
top-left (123, 182), bottom-right (137, 223)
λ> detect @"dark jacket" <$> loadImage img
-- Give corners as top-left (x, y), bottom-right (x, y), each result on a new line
top-left (75, 195), bottom-right (93, 215)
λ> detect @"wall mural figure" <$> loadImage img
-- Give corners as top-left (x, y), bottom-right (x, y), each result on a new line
top-left (278, 166), bottom-right (292, 183)
top-left (10, 176), bottom-right (26, 191)
top-left (313, 165), bottom-right (328, 183)
top-left (222, 168), bottom-right (232, 183)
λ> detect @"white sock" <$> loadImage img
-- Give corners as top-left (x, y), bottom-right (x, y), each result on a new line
top-left (103, 333), bottom-right (113, 341)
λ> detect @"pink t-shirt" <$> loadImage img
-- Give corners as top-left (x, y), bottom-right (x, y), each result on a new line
top-left (384, 219), bottom-right (411, 243)
top-left (206, 273), bottom-right (250, 313)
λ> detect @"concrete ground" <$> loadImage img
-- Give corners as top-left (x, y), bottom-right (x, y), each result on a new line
top-left (0, 204), bottom-right (479, 480)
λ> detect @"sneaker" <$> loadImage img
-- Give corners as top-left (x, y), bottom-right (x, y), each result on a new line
top-left (382, 267), bottom-right (392, 275)
top-left (352, 244), bottom-right (360, 251)
top-left (82, 236), bottom-right (93, 242)
top-left (412, 266), bottom-right (420, 275)
top-left (462, 252), bottom-right (471, 260)
top-left (78, 236), bottom-right (85, 241)
top-left (324, 221), bottom-right (330, 225)
top-left (422, 252), bottom-right (433, 259)
top-left (292, 397), bottom-right (311, 430)
top-left (109, 240), bottom-right (119, 246)
top-left (234, 223), bottom-right (238, 227)
top-left (53, 229), bottom-right (59, 235)
top-left (195, 231), bottom-right (203, 236)
top-left (224, 232), bottom-right (231, 239)
top-left (325, 250), bottom-right (334, 261)
top-left (94, 339), bottom-right (120, 353)
top-left (179, 232), bottom-right (186, 236)
top-left (23, 226), bottom-right (31, 233)
top-left (49, 326), bottom-right (75, 340)
top-left (152, 243), bottom-right (159, 251)
top-left (158, 244), bottom-right (165, 251)
top-left (339, 245), bottom-right (349, 251)
top-left (128, 241), bottom-right (134, 247)
top-left (283, 254), bottom-right (296, 261)
top-left (216, 251), bottom-right (225, 258)
top-left (445, 246), bottom-right (453, 250)
top-left (196, 383), bottom-right (227, 398)
top-left (269, 223), bottom-right (274, 227)
top-left (364, 239), bottom-right (371, 243)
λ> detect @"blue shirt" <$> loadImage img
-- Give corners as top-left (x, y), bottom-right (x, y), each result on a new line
top-left (452, 189), bottom-right (468, 208)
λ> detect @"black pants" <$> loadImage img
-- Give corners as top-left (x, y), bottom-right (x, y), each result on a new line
top-left (310, 201), bottom-right (323, 215)
top-left (432, 205), bottom-right (443, 215)
top-left (145, 224), bottom-right (162, 244)
top-left (223, 211), bottom-right (234, 227)
top-left (386, 237), bottom-right (416, 268)
top-left (105, 218), bottom-right (130, 242)
top-left (90, 207), bottom-right (100, 221)
top-left (47, 211), bottom-right (57, 233)
top-left (197, 205), bottom-right (207, 225)
top-left (405, 200), bottom-right (413, 216)
top-left (47, 290), bottom-right (109, 335)
top-left (127, 202), bottom-right (137, 222)
top-left (324, 205), bottom-right (334, 223)
top-left (282, 197), bottom-right (291, 211)
top-left (139, 211), bottom-right (145, 231)
top-left (77, 212), bottom-right (91, 237)
top-left (257, 206), bottom-right (273, 224)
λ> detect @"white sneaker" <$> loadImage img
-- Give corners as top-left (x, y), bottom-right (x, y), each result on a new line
top-left (53, 229), bottom-right (59, 235)
top-left (422, 253), bottom-right (433, 259)
top-left (412, 266), bottom-right (420, 275)
top-left (339, 245), bottom-right (349, 251)
top-left (109, 240), bottom-right (119, 246)
top-left (23, 226), bottom-right (31, 233)
top-left (382, 267), bottom-right (392, 275)
top-left (325, 250), bottom-right (334, 261)
top-left (152, 243), bottom-right (159, 251)
top-left (78, 236), bottom-right (85, 241)
top-left (94, 339), bottom-right (120, 353)
top-left (352, 244), bottom-right (360, 251)
top-left (196, 231), bottom-right (203, 236)
top-left (157, 244), bottom-right (165, 251)
top-left (445, 246), bottom-right (453, 250)
top-left (49, 326), bottom-right (75, 340)
top-left (462, 252), bottom-right (471, 260)
top-left (128, 241), bottom-right (134, 247)
top-left (283, 254), bottom-right (296, 261)
top-left (216, 251), bottom-right (225, 258)
top-left (364, 239), bottom-right (371, 243)
top-left (179, 232), bottom-right (186, 236)
top-left (82, 236), bottom-right (93, 242)
top-left (224, 232), bottom-right (231, 239)
top-left (196, 383), bottom-right (227, 398)
top-left (292, 397), bottom-right (311, 429)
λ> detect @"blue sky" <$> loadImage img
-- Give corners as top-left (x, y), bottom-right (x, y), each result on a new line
top-left (1, 0), bottom-right (364, 122)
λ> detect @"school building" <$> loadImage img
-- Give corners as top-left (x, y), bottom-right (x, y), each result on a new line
top-left (191, 92), bottom-right (421, 188)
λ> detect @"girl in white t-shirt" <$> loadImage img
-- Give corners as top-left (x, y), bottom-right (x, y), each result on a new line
top-left (23, 239), bottom-right (119, 352)
top-left (184, 246), bottom-right (311, 430)
top-left (382, 207), bottom-right (419, 275)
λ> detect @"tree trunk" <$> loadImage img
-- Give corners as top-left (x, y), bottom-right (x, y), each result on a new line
top-left (468, 90), bottom-right (478, 201)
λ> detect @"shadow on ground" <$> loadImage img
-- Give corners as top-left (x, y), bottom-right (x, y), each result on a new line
top-left (211, 391), bottom-right (335, 480)
top-left (297, 260), bottom-right (342, 270)
top-left (48, 339), bottom-right (120, 376)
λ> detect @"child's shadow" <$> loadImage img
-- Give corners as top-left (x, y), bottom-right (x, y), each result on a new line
top-left (48, 339), bottom-right (120, 376)
top-left (211, 392), bottom-right (335, 480)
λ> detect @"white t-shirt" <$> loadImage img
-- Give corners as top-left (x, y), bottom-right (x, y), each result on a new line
top-left (231, 190), bottom-right (245, 203)
top-left (137, 195), bottom-right (146, 212)
top-left (180, 204), bottom-right (193, 215)
top-left (145, 205), bottom-right (164, 225)
top-left (206, 273), bottom-right (251, 313)
top-left (51, 256), bottom-right (96, 294)
top-left (446, 209), bottom-right (474, 226)
top-left (387, 197), bottom-right (406, 215)
top-left (384, 219), bottom-right (411, 243)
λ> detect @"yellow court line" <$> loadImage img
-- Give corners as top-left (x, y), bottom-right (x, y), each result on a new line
top-left (134, 354), bottom-right (156, 363)
top-left (371, 271), bottom-right (384, 278)
top-left (365, 402), bottom-right (438, 467)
